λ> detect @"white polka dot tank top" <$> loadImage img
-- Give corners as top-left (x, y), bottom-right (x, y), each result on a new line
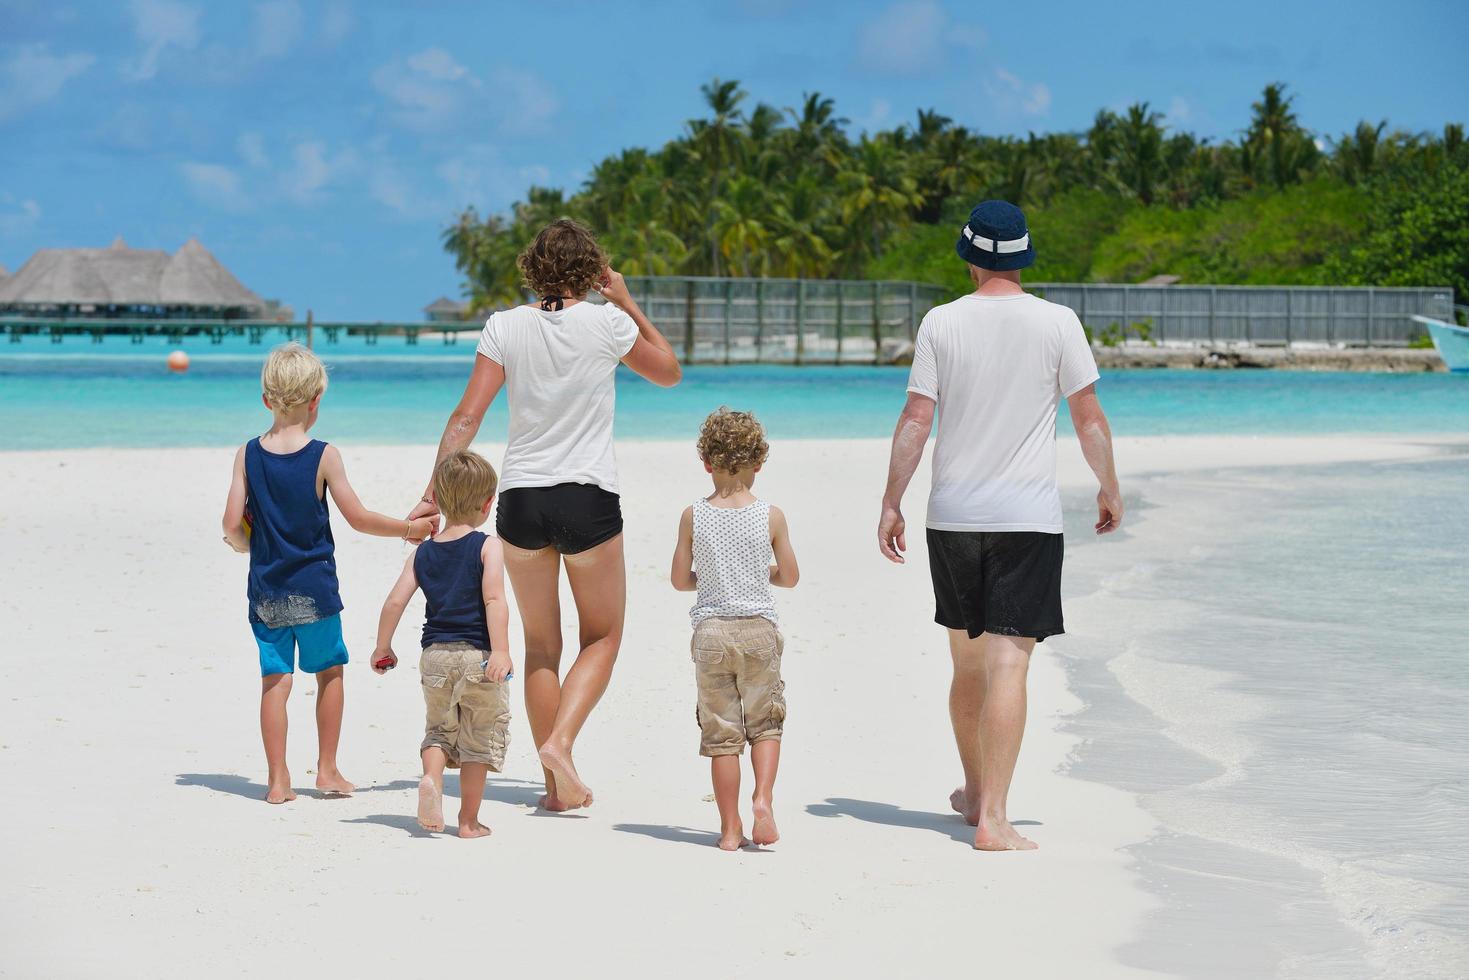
top-left (690, 497), bottom-right (778, 626)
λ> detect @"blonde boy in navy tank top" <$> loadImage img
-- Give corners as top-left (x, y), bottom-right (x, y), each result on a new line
top-left (670, 409), bottom-right (800, 850)
top-left (373, 451), bottom-right (512, 839)
top-left (221, 343), bottom-right (437, 805)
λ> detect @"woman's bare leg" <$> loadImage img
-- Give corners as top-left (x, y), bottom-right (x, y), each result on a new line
top-left (502, 543), bottom-right (567, 809)
top-left (537, 534), bottom-right (626, 807)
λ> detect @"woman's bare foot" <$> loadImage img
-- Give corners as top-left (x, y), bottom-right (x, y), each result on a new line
top-left (265, 774), bottom-right (296, 805)
top-left (973, 813), bottom-right (1038, 851)
top-left (457, 819), bottom-right (492, 839)
top-left (417, 776), bottom-right (445, 832)
top-left (751, 797), bottom-right (779, 846)
top-left (949, 787), bottom-right (980, 826)
top-left (538, 742), bottom-right (591, 808)
top-left (718, 825), bottom-right (749, 851)
top-left (315, 768), bottom-right (355, 796)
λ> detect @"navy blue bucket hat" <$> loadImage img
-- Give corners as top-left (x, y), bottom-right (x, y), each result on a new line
top-left (956, 200), bottom-right (1035, 271)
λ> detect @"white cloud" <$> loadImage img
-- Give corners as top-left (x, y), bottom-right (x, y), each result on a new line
top-left (371, 48), bottom-right (556, 136)
top-left (280, 140), bottom-right (356, 203)
top-left (180, 161), bottom-right (249, 211)
top-left (0, 44), bottom-right (95, 121)
top-left (320, 0), bottom-right (355, 46)
top-left (0, 193), bottom-right (42, 236)
top-left (238, 131), bottom-right (269, 169)
top-left (125, 0), bottom-right (201, 81)
top-left (1167, 95), bottom-right (1191, 124)
top-left (856, 1), bottom-right (983, 76)
top-left (253, 0), bottom-right (304, 60)
top-left (987, 67), bottom-right (1050, 116)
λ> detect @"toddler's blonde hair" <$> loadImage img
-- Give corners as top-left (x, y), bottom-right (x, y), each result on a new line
top-left (434, 451), bottom-right (499, 524)
top-left (697, 407), bottom-right (769, 474)
top-left (261, 342), bottom-right (327, 411)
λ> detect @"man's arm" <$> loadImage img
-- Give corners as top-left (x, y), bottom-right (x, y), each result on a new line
top-left (878, 392), bottom-right (936, 563)
top-left (669, 506), bottom-right (697, 591)
top-left (1067, 384), bottom-right (1123, 534)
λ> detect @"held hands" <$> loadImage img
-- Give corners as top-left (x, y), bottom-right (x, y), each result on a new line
top-left (596, 267), bottom-right (632, 310)
top-left (483, 649), bottom-right (513, 683)
top-left (371, 647), bottom-right (398, 674)
top-left (878, 504), bottom-right (907, 564)
top-left (405, 515), bottom-right (437, 543)
top-left (405, 497), bottom-right (439, 544)
top-left (1095, 486), bottom-right (1124, 535)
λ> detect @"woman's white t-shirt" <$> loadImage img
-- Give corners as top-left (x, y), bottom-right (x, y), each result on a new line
top-left (476, 301), bottom-right (639, 494)
top-left (906, 292), bottom-right (1100, 533)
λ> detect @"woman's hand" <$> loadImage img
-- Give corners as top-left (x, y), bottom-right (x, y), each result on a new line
top-left (405, 497), bottom-right (439, 543)
top-left (597, 267), bottom-right (632, 310)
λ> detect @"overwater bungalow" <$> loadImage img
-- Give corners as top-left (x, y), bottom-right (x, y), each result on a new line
top-left (423, 296), bottom-right (469, 323)
top-left (0, 237), bottom-right (270, 320)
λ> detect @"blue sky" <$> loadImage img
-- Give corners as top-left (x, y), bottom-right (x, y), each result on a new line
top-left (2, 0), bottom-right (1466, 321)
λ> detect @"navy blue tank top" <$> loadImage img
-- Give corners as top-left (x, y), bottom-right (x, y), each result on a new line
top-left (414, 531), bottom-right (490, 650)
top-left (245, 438), bottom-right (342, 628)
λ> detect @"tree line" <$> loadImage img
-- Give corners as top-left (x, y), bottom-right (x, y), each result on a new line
top-left (443, 81), bottom-right (1469, 308)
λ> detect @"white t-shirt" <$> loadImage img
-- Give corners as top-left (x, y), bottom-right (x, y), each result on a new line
top-left (906, 292), bottom-right (1099, 533)
top-left (476, 301), bottom-right (639, 494)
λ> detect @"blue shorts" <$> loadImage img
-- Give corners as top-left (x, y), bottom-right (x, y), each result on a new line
top-left (252, 614), bottom-right (350, 677)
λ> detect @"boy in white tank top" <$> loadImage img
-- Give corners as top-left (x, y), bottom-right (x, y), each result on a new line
top-left (670, 408), bottom-right (800, 850)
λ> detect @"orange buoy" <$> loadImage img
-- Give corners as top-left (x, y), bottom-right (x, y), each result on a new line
top-left (167, 350), bottom-right (190, 372)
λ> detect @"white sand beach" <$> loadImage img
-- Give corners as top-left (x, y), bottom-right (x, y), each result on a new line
top-left (0, 434), bottom-right (1448, 979)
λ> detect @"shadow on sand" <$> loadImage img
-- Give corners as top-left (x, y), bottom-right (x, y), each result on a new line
top-left (806, 797), bottom-right (1040, 844)
top-left (612, 823), bottom-right (724, 848)
top-left (341, 813), bottom-right (438, 838)
top-left (175, 773), bottom-right (420, 801)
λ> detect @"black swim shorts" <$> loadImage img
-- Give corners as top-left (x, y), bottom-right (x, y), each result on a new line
top-left (495, 483), bottom-right (623, 555)
top-left (926, 529), bottom-right (1064, 641)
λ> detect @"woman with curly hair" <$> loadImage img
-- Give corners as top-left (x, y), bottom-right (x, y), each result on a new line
top-left (409, 218), bottom-right (681, 809)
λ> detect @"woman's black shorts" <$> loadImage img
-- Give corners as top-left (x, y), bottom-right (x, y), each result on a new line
top-left (495, 483), bottom-right (623, 555)
top-left (926, 529), bottom-right (1064, 641)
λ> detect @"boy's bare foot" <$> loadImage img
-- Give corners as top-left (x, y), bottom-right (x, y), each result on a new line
top-left (265, 778), bottom-right (296, 805)
top-left (537, 742), bottom-right (591, 808)
top-left (417, 775), bottom-right (445, 832)
top-left (315, 769), bottom-right (355, 795)
top-left (751, 797), bottom-right (779, 846)
top-left (949, 786), bottom-right (980, 826)
top-left (973, 814), bottom-right (1038, 851)
top-left (457, 819), bottom-right (492, 839)
top-left (718, 826), bottom-right (749, 851)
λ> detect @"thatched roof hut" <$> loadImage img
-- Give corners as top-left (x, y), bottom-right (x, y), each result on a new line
top-left (0, 238), bottom-right (267, 318)
top-left (424, 295), bottom-right (468, 322)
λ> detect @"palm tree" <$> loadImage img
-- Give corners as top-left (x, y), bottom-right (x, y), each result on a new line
top-left (1247, 82), bottom-right (1314, 189)
top-left (1117, 102), bottom-right (1165, 204)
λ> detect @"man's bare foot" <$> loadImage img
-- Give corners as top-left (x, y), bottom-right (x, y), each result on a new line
top-left (949, 787), bottom-right (980, 826)
top-left (315, 768), bottom-right (355, 795)
top-left (537, 742), bottom-right (591, 808)
top-left (751, 797), bottom-right (779, 846)
top-left (417, 776), bottom-right (444, 832)
top-left (458, 819), bottom-right (492, 839)
top-left (265, 777), bottom-right (296, 805)
top-left (718, 825), bottom-right (749, 851)
top-left (537, 793), bottom-right (572, 812)
top-left (973, 814), bottom-right (1038, 851)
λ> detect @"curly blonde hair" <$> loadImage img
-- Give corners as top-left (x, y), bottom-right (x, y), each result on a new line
top-left (517, 218), bottom-right (606, 300)
top-left (697, 407), bottom-right (769, 474)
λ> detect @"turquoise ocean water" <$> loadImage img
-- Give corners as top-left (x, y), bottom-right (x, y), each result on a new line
top-left (1, 333), bottom-right (1468, 449)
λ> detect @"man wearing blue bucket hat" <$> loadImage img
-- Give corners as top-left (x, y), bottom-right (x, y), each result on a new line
top-left (878, 200), bottom-right (1123, 852)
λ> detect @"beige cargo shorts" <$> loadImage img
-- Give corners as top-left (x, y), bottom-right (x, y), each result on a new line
top-left (419, 642), bottom-right (510, 770)
top-left (692, 616), bottom-right (786, 757)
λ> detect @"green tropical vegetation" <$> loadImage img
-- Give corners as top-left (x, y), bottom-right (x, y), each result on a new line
top-left (443, 81), bottom-right (1469, 308)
